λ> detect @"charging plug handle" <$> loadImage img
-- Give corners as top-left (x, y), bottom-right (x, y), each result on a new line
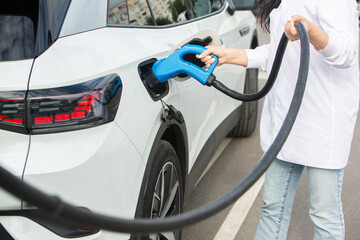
top-left (152, 44), bottom-right (218, 85)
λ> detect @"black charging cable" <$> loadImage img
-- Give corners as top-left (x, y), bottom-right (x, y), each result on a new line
top-left (0, 22), bottom-right (309, 234)
top-left (206, 30), bottom-right (289, 101)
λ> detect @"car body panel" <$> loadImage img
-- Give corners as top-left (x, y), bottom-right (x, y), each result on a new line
top-left (0, 60), bottom-right (33, 210)
top-left (24, 123), bottom-right (145, 220)
top-left (0, 131), bottom-right (29, 210)
top-left (0, 60), bottom-right (32, 91)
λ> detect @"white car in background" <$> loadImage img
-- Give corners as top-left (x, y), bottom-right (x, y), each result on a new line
top-left (0, 0), bottom-right (259, 239)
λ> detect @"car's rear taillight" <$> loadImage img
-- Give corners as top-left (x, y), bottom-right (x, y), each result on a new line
top-left (0, 91), bottom-right (27, 134)
top-left (28, 74), bottom-right (122, 134)
top-left (0, 74), bottom-right (122, 134)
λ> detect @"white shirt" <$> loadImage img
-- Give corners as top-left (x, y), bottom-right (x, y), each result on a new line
top-left (246, 0), bottom-right (359, 169)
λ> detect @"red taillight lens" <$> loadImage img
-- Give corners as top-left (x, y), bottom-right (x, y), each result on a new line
top-left (34, 116), bottom-right (53, 124)
top-left (54, 114), bottom-right (70, 122)
top-left (0, 74), bottom-right (122, 134)
top-left (0, 92), bottom-right (27, 133)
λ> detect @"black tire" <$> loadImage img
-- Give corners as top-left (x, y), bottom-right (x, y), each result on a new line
top-left (228, 68), bottom-right (258, 138)
top-left (137, 140), bottom-right (183, 240)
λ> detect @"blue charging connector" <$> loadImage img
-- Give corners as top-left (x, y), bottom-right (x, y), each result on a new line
top-left (152, 44), bottom-right (218, 85)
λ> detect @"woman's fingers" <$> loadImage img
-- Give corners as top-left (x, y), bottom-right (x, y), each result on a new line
top-left (285, 16), bottom-right (300, 41)
top-left (205, 56), bottom-right (216, 68)
top-left (198, 46), bottom-right (216, 59)
top-left (196, 53), bottom-right (215, 68)
top-left (196, 46), bottom-right (219, 68)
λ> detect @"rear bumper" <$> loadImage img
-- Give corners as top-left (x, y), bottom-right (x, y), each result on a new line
top-left (0, 210), bottom-right (99, 239)
top-left (0, 214), bottom-right (131, 239)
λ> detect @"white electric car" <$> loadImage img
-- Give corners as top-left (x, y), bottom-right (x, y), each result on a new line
top-left (0, 0), bottom-right (259, 239)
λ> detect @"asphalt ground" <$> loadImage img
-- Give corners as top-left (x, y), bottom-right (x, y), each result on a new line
top-left (182, 67), bottom-right (360, 239)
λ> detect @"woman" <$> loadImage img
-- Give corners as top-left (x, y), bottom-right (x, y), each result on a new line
top-left (197, 0), bottom-right (359, 239)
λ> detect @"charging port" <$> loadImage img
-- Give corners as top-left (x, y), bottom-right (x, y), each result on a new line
top-left (138, 58), bottom-right (169, 101)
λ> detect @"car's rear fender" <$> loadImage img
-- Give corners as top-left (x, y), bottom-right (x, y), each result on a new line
top-left (133, 119), bottom-right (189, 219)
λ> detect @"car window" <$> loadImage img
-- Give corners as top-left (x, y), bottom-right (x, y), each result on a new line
top-left (108, 0), bottom-right (130, 24)
top-left (128, 0), bottom-right (153, 25)
top-left (108, 0), bottom-right (188, 26)
top-left (147, 0), bottom-right (187, 25)
top-left (108, 0), bottom-right (153, 25)
top-left (0, 0), bottom-right (70, 62)
top-left (0, 16), bottom-right (35, 61)
top-left (189, 0), bottom-right (223, 18)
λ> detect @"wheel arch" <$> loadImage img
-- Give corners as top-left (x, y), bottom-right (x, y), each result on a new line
top-left (133, 120), bottom-right (189, 220)
top-left (161, 123), bottom-right (188, 189)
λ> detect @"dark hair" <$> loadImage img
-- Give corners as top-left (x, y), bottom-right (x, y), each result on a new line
top-left (257, 0), bottom-right (281, 33)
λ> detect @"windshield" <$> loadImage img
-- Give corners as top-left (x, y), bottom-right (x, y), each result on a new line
top-left (0, 0), bottom-right (71, 62)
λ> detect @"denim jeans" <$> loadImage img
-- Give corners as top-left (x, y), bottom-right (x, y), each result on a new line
top-left (254, 158), bottom-right (345, 240)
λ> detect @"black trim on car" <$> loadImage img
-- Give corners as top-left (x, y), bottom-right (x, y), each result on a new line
top-left (0, 224), bottom-right (14, 240)
top-left (0, 209), bottom-right (99, 238)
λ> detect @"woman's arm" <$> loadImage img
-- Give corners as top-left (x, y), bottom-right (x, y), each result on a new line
top-left (287, 0), bottom-right (358, 68)
top-left (196, 45), bottom-right (248, 68)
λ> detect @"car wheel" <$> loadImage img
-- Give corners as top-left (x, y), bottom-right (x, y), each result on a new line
top-left (229, 68), bottom-right (258, 138)
top-left (139, 140), bottom-right (183, 240)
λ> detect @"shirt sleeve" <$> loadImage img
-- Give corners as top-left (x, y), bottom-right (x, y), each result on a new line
top-left (317, 0), bottom-right (358, 68)
top-left (245, 43), bottom-right (270, 71)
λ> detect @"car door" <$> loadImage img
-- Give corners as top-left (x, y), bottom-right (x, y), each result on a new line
top-left (162, 40), bottom-right (218, 172)
top-left (108, 0), bottom-right (219, 170)
top-left (191, 0), bottom-right (257, 130)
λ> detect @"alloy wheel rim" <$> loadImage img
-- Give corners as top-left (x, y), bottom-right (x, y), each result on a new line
top-left (150, 161), bottom-right (181, 240)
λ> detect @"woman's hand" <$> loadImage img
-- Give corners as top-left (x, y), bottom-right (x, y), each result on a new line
top-left (196, 45), bottom-right (248, 68)
top-left (285, 15), bottom-right (312, 41)
top-left (285, 15), bottom-right (329, 50)
top-left (196, 45), bottom-right (227, 68)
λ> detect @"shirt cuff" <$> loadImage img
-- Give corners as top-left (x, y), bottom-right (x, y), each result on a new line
top-left (246, 49), bottom-right (266, 69)
top-left (318, 32), bottom-right (338, 59)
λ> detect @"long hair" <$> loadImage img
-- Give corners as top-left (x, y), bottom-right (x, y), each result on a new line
top-left (257, 0), bottom-right (281, 33)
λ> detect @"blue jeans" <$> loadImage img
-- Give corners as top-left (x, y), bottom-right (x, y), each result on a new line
top-left (254, 158), bottom-right (345, 240)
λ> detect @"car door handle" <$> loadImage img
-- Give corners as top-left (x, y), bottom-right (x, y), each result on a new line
top-left (220, 38), bottom-right (225, 47)
top-left (239, 26), bottom-right (250, 37)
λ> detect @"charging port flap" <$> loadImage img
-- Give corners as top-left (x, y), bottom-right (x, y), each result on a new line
top-left (138, 29), bottom-right (221, 100)
top-left (138, 58), bottom-right (169, 101)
